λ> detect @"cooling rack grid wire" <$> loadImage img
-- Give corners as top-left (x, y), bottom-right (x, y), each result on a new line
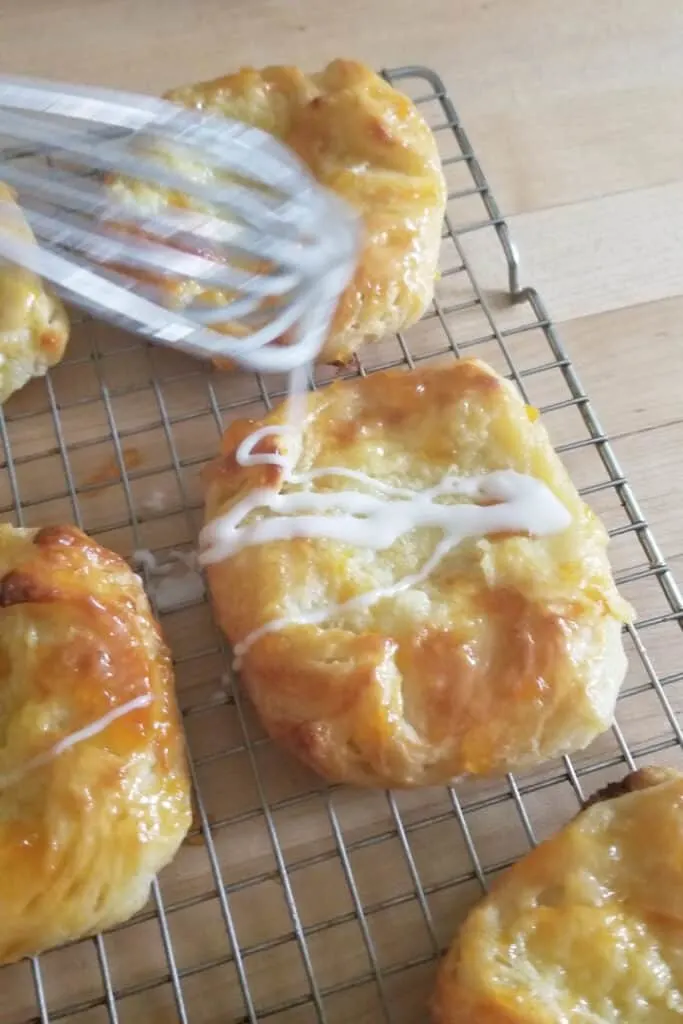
top-left (1, 65), bottom-right (683, 1024)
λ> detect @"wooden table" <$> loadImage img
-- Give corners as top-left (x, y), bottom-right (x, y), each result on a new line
top-left (1, 3), bottom-right (683, 1023)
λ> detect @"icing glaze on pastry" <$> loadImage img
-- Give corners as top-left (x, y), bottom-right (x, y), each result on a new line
top-left (200, 421), bottom-right (572, 661)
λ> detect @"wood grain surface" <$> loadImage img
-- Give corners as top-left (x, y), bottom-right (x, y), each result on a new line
top-left (1, 2), bottom-right (683, 1022)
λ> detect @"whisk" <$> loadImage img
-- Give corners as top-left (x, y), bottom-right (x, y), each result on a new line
top-left (0, 75), bottom-right (360, 373)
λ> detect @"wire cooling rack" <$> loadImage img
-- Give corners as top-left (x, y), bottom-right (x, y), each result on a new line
top-left (2, 64), bottom-right (683, 1024)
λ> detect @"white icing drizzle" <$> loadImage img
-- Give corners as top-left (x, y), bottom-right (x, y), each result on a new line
top-left (0, 693), bottom-right (153, 791)
top-left (198, 404), bottom-right (572, 665)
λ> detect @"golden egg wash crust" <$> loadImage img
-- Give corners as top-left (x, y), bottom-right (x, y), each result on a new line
top-left (108, 59), bottom-right (447, 366)
top-left (0, 184), bottom-right (69, 404)
top-left (433, 767), bottom-right (683, 1023)
top-left (0, 523), bottom-right (190, 964)
top-left (203, 359), bottom-right (631, 788)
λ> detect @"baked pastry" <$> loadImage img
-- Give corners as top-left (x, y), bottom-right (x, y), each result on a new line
top-left (0, 523), bottom-right (191, 964)
top-left (108, 58), bottom-right (446, 365)
top-left (432, 766), bottom-right (683, 1022)
top-left (0, 183), bottom-right (69, 403)
top-left (201, 358), bottom-right (632, 787)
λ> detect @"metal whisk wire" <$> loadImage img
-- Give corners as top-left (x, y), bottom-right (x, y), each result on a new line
top-left (0, 75), bottom-right (360, 372)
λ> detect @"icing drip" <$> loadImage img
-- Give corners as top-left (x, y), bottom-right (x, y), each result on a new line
top-left (199, 413), bottom-right (572, 664)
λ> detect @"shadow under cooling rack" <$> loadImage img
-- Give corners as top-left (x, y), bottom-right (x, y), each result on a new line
top-left (1, 64), bottom-right (683, 1024)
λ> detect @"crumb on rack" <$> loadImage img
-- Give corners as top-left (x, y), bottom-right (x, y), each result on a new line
top-left (131, 548), bottom-right (205, 612)
top-left (140, 489), bottom-right (169, 514)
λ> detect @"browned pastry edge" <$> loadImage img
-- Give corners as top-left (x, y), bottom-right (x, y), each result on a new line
top-left (581, 765), bottom-right (683, 812)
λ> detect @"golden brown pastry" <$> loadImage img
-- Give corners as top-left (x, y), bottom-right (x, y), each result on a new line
top-left (0, 524), bottom-right (191, 964)
top-left (433, 766), bottom-right (683, 1023)
top-left (108, 58), bottom-right (446, 365)
top-left (0, 184), bottom-right (69, 403)
top-left (202, 358), bottom-right (631, 787)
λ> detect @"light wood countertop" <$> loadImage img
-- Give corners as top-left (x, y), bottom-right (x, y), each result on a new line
top-left (1, 3), bottom-right (683, 1022)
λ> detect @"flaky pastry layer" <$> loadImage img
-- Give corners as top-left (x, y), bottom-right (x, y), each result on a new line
top-left (433, 767), bottom-right (683, 1023)
top-left (0, 524), bottom-right (190, 964)
top-left (109, 58), bottom-right (446, 365)
top-left (204, 359), bottom-right (631, 787)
